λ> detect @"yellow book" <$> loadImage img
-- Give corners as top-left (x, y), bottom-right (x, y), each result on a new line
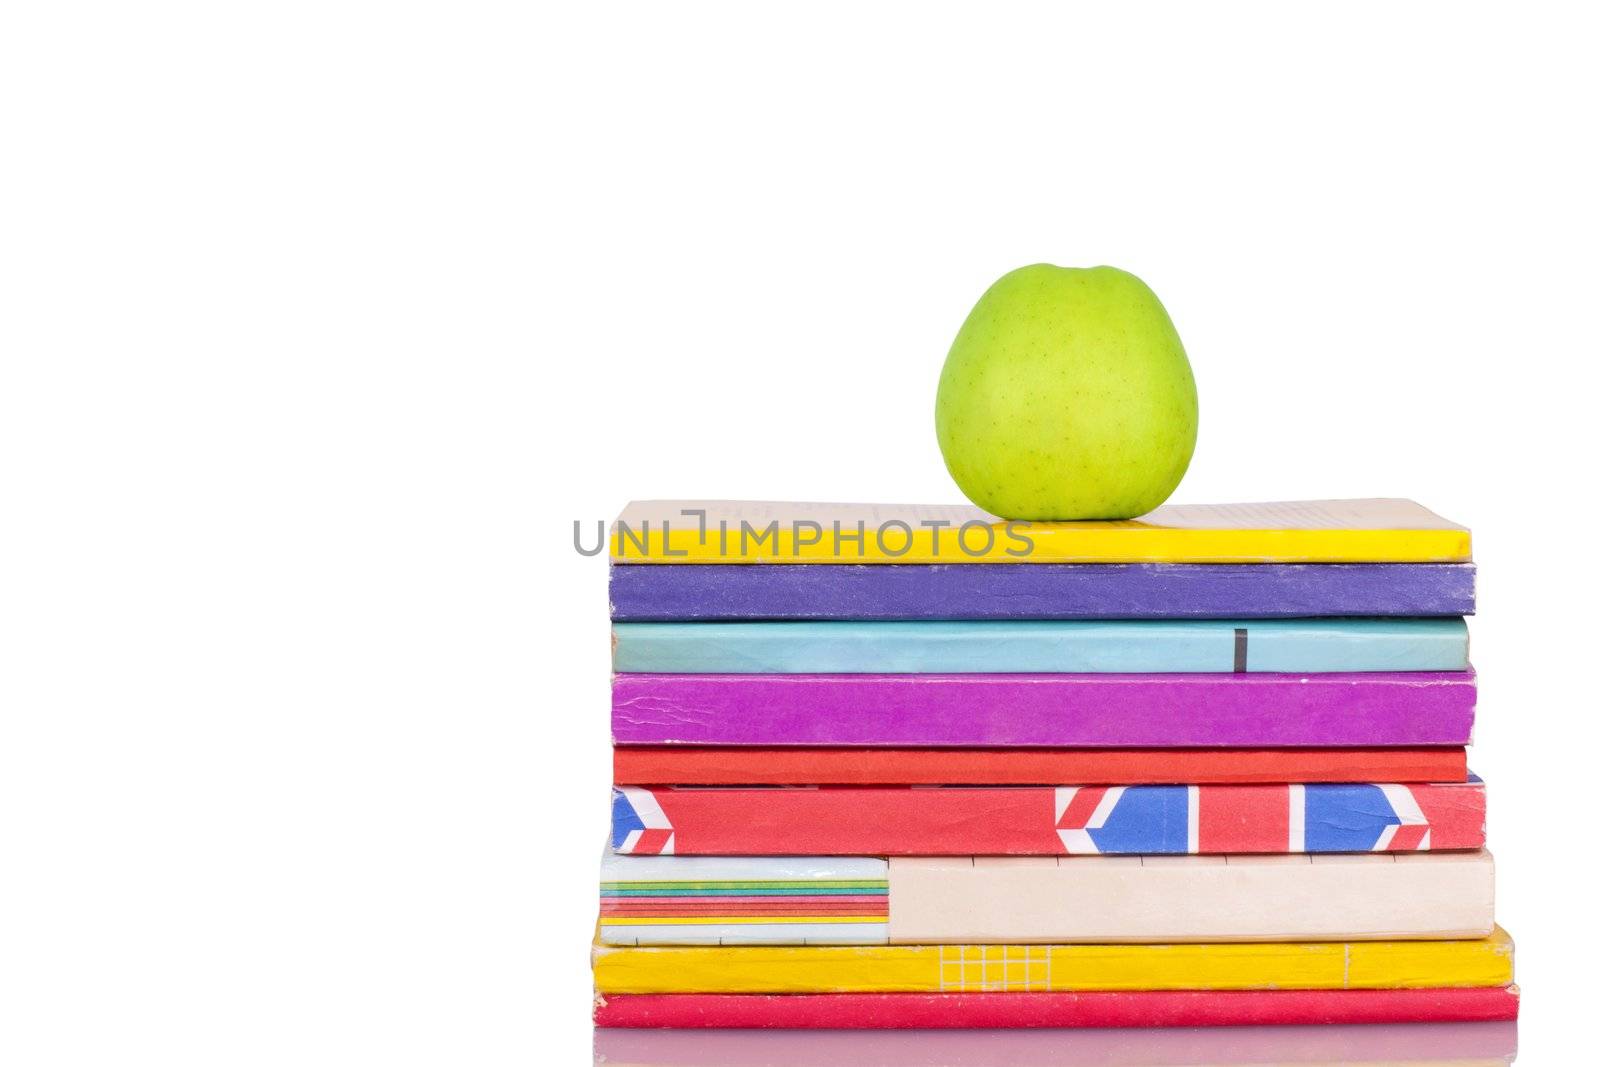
top-left (608, 499), bottom-right (1471, 564)
top-left (591, 927), bottom-right (1514, 994)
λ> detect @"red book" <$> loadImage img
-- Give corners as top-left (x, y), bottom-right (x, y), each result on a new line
top-left (593, 987), bottom-right (1520, 1029)
top-left (614, 746), bottom-right (1470, 786)
top-left (611, 780), bottom-right (1486, 856)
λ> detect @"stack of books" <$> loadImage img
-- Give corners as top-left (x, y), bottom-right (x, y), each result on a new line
top-left (593, 500), bottom-right (1518, 1029)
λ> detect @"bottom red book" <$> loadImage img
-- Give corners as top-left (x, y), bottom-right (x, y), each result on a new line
top-left (593, 987), bottom-right (1520, 1029)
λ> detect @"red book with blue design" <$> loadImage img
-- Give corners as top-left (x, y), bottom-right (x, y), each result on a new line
top-left (610, 779), bottom-right (1485, 856)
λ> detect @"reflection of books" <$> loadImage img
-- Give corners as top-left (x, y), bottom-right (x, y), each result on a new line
top-left (609, 499), bottom-right (1472, 564)
top-left (592, 1019), bottom-right (1519, 1063)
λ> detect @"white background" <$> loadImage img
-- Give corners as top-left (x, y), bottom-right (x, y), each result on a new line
top-left (4, 3), bottom-right (1598, 1063)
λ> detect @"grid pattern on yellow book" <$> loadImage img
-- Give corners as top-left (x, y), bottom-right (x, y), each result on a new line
top-left (591, 927), bottom-right (1514, 994)
top-left (939, 945), bottom-right (1052, 991)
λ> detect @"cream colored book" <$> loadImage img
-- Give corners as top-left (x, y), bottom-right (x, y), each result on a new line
top-left (598, 851), bottom-right (1495, 947)
top-left (886, 852), bottom-right (1496, 944)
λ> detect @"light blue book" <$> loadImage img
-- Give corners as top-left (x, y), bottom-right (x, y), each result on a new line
top-left (610, 618), bottom-right (1469, 674)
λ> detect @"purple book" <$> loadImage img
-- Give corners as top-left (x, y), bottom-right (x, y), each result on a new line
top-left (611, 671), bottom-right (1476, 747)
top-left (608, 563), bottom-right (1475, 621)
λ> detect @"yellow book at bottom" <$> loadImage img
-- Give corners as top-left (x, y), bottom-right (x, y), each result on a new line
top-left (591, 927), bottom-right (1514, 994)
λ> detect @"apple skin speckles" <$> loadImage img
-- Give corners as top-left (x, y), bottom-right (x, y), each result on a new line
top-left (935, 264), bottom-right (1199, 521)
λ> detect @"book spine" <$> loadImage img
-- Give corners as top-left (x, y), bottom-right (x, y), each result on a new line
top-left (611, 619), bottom-right (1469, 673)
top-left (591, 930), bottom-right (1514, 994)
top-left (609, 782), bottom-right (1486, 856)
top-left (610, 562), bottom-right (1477, 620)
top-left (611, 746), bottom-right (1472, 786)
top-left (885, 852), bottom-right (1495, 943)
top-left (610, 671), bottom-right (1478, 747)
top-left (592, 987), bottom-right (1519, 1028)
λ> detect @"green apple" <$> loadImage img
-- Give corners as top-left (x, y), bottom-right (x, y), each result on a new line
top-left (935, 264), bottom-right (1199, 521)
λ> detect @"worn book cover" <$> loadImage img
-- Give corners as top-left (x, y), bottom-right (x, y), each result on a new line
top-left (599, 851), bottom-right (1496, 946)
top-left (609, 499), bottom-right (1471, 564)
top-left (593, 986), bottom-right (1519, 1029)
top-left (612, 618), bottom-right (1470, 674)
top-left (609, 561), bottom-right (1478, 621)
top-left (611, 671), bottom-right (1478, 747)
top-left (612, 746), bottom-right (1472, 787)
top-left (593, 927), bottom-right (1514, 994)
top-left (610, 780), bottom-right (1486, 856)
